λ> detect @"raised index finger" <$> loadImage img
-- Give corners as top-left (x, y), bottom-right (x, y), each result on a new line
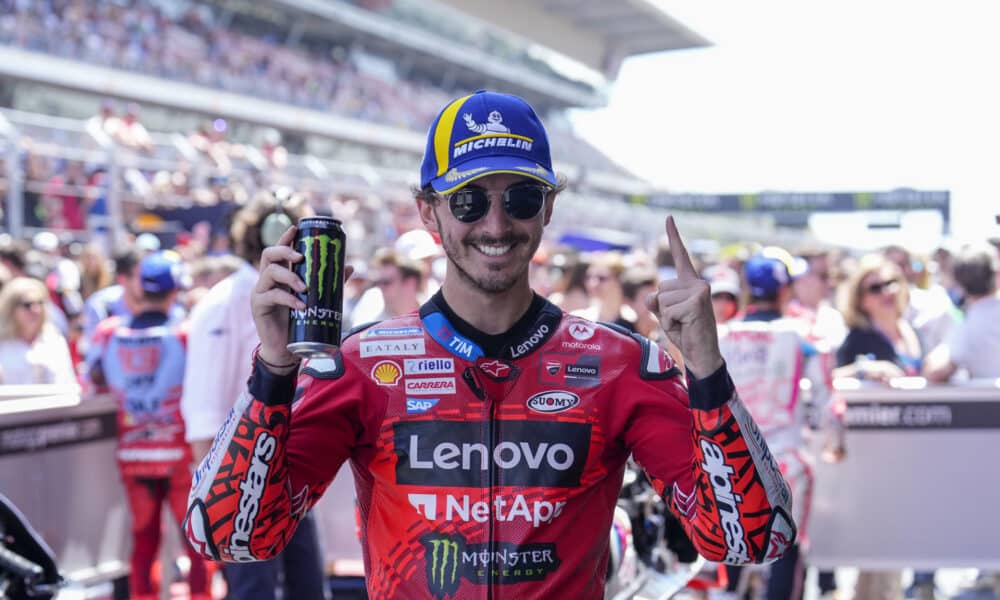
top-left (666, 215), bottom-right (698, 280)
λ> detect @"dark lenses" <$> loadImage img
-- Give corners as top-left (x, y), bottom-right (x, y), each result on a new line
top-left (448, 185), bottom-right (547, 224)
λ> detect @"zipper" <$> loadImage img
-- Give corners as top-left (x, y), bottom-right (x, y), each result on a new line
top-left (486, 392), bottom-right (497, 600)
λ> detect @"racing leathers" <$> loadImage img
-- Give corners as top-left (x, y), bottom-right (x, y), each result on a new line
top-left (185, 292), bottom-right (796, 599)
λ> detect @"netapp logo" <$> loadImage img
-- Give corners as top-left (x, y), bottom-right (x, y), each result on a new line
top-left (230, 432), bottom-right (276, 561)
top-left (395, 420), bottom-right (590, 487)
top-left (526, 391), bottom-right (580, 414)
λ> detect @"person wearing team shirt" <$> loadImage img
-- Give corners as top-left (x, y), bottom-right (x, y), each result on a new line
top-left (185, 90), bottom-right (796, 599)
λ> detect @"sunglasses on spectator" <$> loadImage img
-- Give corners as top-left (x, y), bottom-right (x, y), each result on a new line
top-left (865, 279), bottom-right (898, 295)
top-left (374, 277), bottom-right (398, 287)
top-left (17, 300), bottom-right (44, 310)
top-left (587, 273), bottom-right (612, 283)
top-left (447, 184), bottom-right (550, 224)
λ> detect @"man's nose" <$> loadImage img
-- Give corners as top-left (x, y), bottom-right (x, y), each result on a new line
top-left (477, 194), bottom-right (513, 233)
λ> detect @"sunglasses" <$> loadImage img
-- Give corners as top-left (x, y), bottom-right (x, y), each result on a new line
top-left (447, 184), bottom-right (550, 224)
top-left (18, 300), bottom-right (44, 310)
top-left (865, 279), bottom-right (898, 295)
top-left (374, 277), bottom-right (398, 288)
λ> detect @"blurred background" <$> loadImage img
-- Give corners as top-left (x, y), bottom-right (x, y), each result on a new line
top-left (0, 1), bottom-right (998, 599)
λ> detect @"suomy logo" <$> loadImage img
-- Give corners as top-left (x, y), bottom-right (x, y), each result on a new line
top-left (527, 391), bottom-right (580, 414)
top-left (300, 233), bottom-right (341, 300)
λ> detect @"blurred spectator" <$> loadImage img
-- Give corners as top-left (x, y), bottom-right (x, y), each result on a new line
top-left (42, 160), bottom-right (88, 231)
top-left (78, 243), bottom-right (113, 300)
top-left (116, 103), bottom-right (154, 152)
top-left (703, 264), bottom-right (741, 325)
top-left (547, 257), bottom-right (589, 313)
top-left (621, 265), bottom-right (660, 340)
top-left (369, 248), bottom-right (423, 319)
top-left (0, 276), bottom-right (76, 385)
top-left (923, 244), bottom-right (1000, 382)
top-left (575, 252), bottom-right (635, 331)
top-left (789, 248), bottom-right (847, 348)
top-left (834, 255), bottom-right (922, 382)
top-left (883, 244), bottom-right (957, 352)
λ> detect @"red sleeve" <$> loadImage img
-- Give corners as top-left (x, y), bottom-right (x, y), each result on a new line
top-left (618, 336), bottom-right (796, 564)
top-left (184, 348), bottom-right (380, 562)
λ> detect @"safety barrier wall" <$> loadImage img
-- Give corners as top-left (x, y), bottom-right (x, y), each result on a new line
top-left (808, 378), bottom-right (1000, 569)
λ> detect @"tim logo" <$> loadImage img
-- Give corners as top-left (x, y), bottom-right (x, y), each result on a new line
top-left (298, 233), bottom-right (341, 300)
top-left (568, 322), bottom-right (595, 341)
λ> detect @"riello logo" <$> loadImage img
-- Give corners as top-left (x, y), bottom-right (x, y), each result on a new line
top-left (300, 233), bottom-right (341, 299)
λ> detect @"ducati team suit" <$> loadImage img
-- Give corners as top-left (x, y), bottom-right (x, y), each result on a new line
top-left (88, 311), bottom-right (209, 600)
top-left (185, 292), bottom-right (797, 599)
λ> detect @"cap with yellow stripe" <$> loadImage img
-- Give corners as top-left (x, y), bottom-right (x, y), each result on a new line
top-left (420, 90), bottom-right (557, 194)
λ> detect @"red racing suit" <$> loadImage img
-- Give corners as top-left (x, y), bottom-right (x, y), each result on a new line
top-left (185, 294), bottom-right (796, 599)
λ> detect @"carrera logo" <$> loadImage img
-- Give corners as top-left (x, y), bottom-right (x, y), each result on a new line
top-left (370, 360), bottom-right (401, 386)
top-left (568, 322), bottom-right (595, 341)
top-left (404, 377), bottom-right (456, 395)
top-left (527, 391), bottom-right (580, 414)
top-left (395, 420), bottom-right (591, 488)
top-left (404, 358), bottom-right (454, 375)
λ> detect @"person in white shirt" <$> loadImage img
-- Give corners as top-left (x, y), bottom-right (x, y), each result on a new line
top-left (923, 243), bottom-right (1000, 381)
top-left (180, 190), bottom-right (328, 600)
top-left (0, 277), bottom-right (76, 385)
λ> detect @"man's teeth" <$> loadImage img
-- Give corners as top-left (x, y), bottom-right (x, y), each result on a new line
top-left (475, 244), bottom-right (512, 256)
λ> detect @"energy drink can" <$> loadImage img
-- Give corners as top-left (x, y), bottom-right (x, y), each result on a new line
top-left (287, 217), bottom-right (346, 358)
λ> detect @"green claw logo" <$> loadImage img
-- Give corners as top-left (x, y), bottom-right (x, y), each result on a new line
top-left (301, 234), bottom-right (341, 300)
top-left (424, 535), bottom-right (461, 598)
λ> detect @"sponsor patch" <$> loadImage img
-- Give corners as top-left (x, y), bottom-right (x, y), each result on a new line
top-left (370, 360), bottom-right (402, 386)
top-left (362, 326), bottom-right (424, 338)
top-left (229, 432), bottom-right (276, 562)
top-left (404, 357), bottom-right (454, 375)
top-left (404, 377), bottom-right (456, 395)
top-left (395, 420), bottom-right (591, 487)
top-left (567, 322), bottom-right (596, 341)
top-left (422, 532), bottom-right (560, 597)
top-left (638, 337), bottom-right (680, 380)
top-left (560, 341), bottom-right (601, 352)
top-left (359, 338), bottom-right (425, 358)
top-left (700, 439), bottom-right (750, 563)
top-left (526, 390), bottom-right (581, 414)
top-left (409, 493), bottom-right (566, 527)
top-left (423, 312), bottom-right (483, 361)
top-left (539, 353), bottom-right (600, 388)
top-left (478, 358), bottom-right (518, 381)
top-left (406, 397), bottom-right (440, 414)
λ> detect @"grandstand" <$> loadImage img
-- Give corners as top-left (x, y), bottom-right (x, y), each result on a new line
top-left (0, 0), bottom-right (711, 254)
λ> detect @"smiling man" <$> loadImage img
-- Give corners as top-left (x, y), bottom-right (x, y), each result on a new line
top-left (186, 90), bottom-right (796, 599)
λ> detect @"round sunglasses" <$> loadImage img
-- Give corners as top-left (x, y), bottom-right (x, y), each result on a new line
top-left (447, 184), bottom-right (550, 224)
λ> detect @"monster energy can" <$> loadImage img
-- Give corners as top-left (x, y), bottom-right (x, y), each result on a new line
top-left (287, 217), bottom-right (346, 358)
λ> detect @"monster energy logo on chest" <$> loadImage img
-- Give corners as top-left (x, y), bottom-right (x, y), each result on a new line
top-left (301, 233), bottom-right (341, 299)
top-left (422, 533), bottom-right (560, 598)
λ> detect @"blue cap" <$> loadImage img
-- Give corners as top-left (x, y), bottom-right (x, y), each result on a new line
top-left (420, 90), bottom-right (558, 194)
top-left (744, 247), bottom-right (796, 298)
top-left (139, 251), bottom-right (183, 294)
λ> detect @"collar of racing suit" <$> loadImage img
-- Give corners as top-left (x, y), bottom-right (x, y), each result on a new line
top-left (419, 290), bottom-right (561, 360)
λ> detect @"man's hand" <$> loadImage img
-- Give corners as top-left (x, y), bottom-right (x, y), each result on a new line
top-left (646, 216), bottom-right (724, 378)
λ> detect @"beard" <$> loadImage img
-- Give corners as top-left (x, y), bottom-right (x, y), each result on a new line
top-left (434, 211), bottom-right (538, 294)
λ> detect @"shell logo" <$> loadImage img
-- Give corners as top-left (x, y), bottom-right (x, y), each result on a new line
top-left (370, 360), bottom-right (402, 386)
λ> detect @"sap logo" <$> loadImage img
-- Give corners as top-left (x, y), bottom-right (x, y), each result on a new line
top-left (362, 326), bottom-right (423, 338)
top-left (359, 338), bottom-right (425, 358)
top-left (404, 358), bottom-right (454, 375)
top-left (526, 391), bottom-right (580, 414)
top-left (568, 322), bottom-right (595, 341)
top-left (404, 377), bottom-right (456, 395)
top-left (406, 397), bottom-right (440, 414)
top-left (370, 360), bottom-right (401, 386)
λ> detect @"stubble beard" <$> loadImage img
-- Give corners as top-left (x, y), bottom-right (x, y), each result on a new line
top-left (434, 211), bottom-right (538, 294)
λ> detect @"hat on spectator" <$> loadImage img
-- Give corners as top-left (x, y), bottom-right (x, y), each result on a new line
top-left (32, 231), bottom-right (59, 253)
top-left (139, 251), bottom-right (184, 293)
top-left (745, 247), bottom-right (799, 298)
top-left (395, 229), bottom-right (441, 261)
top-left (136, 233), bottom-right (162, 252)
top-left (420, 90), bottom-right (558, 194)
top-left (703, 265), bottom-right (741, 297)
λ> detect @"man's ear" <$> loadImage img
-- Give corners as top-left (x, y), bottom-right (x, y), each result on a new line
top-left (417, 198), bottom-right (439, 234)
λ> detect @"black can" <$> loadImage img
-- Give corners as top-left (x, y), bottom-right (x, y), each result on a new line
top-left (287, 217), bottom-right (346, 358)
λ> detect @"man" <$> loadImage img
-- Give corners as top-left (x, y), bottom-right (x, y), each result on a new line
top-left (180, 191), bottom-right (327, 600)
top-left (716, 248), bottom-right (844, 600)
top-left (923, 243), bottom-right (1000, 382)
top-left (186, 91), bottom-right (796, 599)
top-left (703, 264), bottom-right (741, 325)
top-left (87, 252), bottom-right (209, 600)
top-left (369, 248), bottom-right (424, 320)
top-left (789, 249), bottom-right (847, 349)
